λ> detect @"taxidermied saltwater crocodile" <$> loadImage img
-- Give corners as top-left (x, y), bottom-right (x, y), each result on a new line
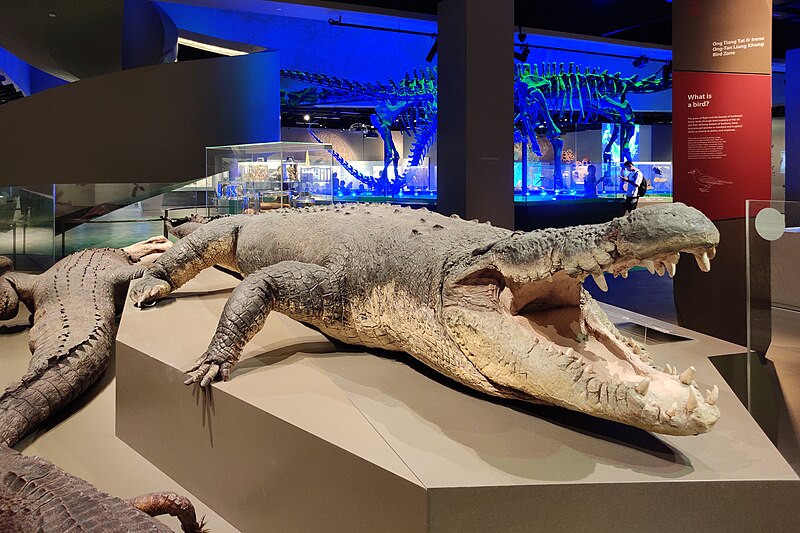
top-left (130, 203), bottom-right (720, 436)
top-left (0, 238), bottom-right (209, 532)
top-left (0, 444), bottom-right (205, 532)
top-left (0, 237), bottom-right (171, 447)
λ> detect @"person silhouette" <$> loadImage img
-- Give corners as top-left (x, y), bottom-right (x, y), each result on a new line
top-left (583, 164), bottom-right (599, 198)
top-left (620, 160), bottom-right (644, 213)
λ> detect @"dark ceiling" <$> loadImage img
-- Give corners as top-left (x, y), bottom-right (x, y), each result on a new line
top-left (341, 0), bottom-right (800, 59)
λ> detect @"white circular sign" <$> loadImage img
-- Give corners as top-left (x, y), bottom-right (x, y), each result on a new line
top-left (754, 208), bottom-right (785, 241)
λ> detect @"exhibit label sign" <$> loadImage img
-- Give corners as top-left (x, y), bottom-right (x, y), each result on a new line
top-left (672, 71), bottom-right (771, 220)
top-left (672, 0), bottom-right (772, 220)
top-left (672, 0), bottom-right (772, 75)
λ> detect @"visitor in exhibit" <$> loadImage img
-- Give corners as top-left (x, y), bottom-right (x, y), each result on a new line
top-left (620, 160), bottom-right (644, 213)
top-left (583, 164), bottom-right (600, 198)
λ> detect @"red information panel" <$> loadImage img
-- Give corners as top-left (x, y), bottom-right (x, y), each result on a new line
top-left (672, 71), bottom-right (771, 221)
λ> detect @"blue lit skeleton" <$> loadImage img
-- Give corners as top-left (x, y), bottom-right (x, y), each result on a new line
top-left (281, 69), bottom-right (437, 196)
top-left (281, 63), bottom-right (670, 193)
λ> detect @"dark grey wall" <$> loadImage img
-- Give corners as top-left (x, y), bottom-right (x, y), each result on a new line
top-left (122, 0), bottom-right (178, 69)
top-left (437, 0), bottom-right (514, 229)
top-left (0, 0), bottom-right (124, 81)
top-left (650, 125), bottom-right (673, 162)
top-left (0, 52), bottom-right (280, 187)
top-left (787, 49), bottom-right (799, 202)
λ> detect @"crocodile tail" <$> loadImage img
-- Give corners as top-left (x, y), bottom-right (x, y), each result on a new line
top-left (0, 327), bottom-right (114, 447)
top-left (307, 128), bottom-right (378, 189)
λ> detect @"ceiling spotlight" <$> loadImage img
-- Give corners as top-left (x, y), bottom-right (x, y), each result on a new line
top-left (48, 12), bottom-right (57, 18)
top-left (303, 114), bottom-right (310, 121)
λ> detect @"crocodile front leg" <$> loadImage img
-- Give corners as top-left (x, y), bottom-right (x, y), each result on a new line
top-left (185, 261), bottom-right (340, 386)
top-left (130, 217), bottom-right (242, 307)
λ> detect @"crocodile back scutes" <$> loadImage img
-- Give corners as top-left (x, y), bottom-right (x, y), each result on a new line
top-left (26, 249), bottom-right (132, 376)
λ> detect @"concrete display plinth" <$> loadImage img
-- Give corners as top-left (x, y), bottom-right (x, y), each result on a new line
top-left (116, 269), bottom-right (800, 532)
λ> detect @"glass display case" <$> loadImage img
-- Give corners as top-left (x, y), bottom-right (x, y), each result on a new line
top-left (206, 142), bottom-right (334, 213)
top-left (513, 161), bottom-right (673, 203)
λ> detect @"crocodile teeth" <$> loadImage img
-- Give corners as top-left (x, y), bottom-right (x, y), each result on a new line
top-left (655, 262), bottom-right (665, 276)
top-left (643, 260), bottom-right (655, 274)
top-left (705, 385), bottom-right (719, 405)
top-left (687, 389), bottom-right (699, 412)
top-left (592, 272), bottom-right (608, 292)
top-left (708, 247), bottom-right (717, 259)
top-left (695, 251), bottom-right (711, 272)
top-left (665, 261), bottom-right (677, 277)
top-left (666, 402), bottom-right (678, 417)
top-left (635, 377), bottom-right (650, 396)
top-left (564, 347), bottom-right (575, 358)
top-left (620, 270), bottom-right (628, 279)
top-left (633, 344), bottom-right (642, 354)
top-left (679, 366), bottom-right (696, 385)
top-left (665, 363), bottom-right (673, 375)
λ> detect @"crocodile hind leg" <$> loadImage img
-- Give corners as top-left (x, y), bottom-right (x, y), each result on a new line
top-left (185, 261), bottom-right (339, 387)
top-left (122, 235), bottom-right (173, 263)
top-left (0, 277), bottom-right (19, 321)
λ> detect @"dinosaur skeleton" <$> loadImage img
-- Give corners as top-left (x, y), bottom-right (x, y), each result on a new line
top-left (280, 62), bottom-right (671, 193)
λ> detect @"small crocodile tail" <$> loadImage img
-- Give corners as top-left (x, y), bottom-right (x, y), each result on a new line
top-left (0, 444), bottom-right (174, 531)
top-left (0, 332), bottom-right (112, 447)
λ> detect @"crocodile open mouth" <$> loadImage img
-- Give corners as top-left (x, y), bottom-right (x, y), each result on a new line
top-left (504, 246), bottom-right (716, 378)
top-left (445, 233), bottom-right (722, 435)
top-left (494, 245), bottom-right (720, 434)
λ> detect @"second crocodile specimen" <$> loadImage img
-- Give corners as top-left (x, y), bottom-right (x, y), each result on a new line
top-left (131, 203), bottom-right (720, 436)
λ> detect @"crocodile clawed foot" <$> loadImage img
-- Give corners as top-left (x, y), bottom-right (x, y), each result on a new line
top-left (130, 275), bottom-right (172, 307)
top-left (184, 350), bottom-right (236, 387)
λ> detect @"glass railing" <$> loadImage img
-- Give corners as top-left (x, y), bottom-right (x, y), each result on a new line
top-left (745, 199), bottom-right (800, 452)
top-left (0, 185), bottom-right (55, 271)
top-left (0, 180), bottom-right (227, 272)
top-left (55, 180), bottom-right (216, 257)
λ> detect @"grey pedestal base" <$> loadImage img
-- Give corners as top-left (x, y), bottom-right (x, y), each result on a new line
top-left (116, 269), bottom-right (800, 532)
